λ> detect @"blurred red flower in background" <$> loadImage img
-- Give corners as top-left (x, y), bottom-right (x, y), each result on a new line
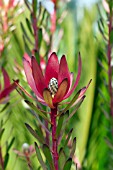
top-left (0, 68), bottom-right (18, 104)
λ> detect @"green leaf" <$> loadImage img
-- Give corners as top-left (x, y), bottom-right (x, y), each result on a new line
top-left (63, 158), bottom-right (72, 170)
top-left (26, 18), bottom-right (33, 35)
top-left (32, 0), bottom-right (37, 15)
top-left (43, 144), bottom-right (55, 170)
top-left (104, 138), bottom-right (113, 150)
top-left (35, 51), bottom-right (40, 64)
top-left (0, 128), bottom-right (5, 140)
top-left (70, 137), bottom-right (76, 158)
top-left (35, 142), bottom-right (47, 170)
top-left (0, 103), bottom-right (10, 113)
top-left (35, 127), bottom-right (44, 141)
top-left (6, 137), bottom-right (15, 153)
top-left (58, 148), bottom-right (66, 170)
top-left (57, 89), bottom-right (82, 117)
top-left (23, 35), bottom-right (31, 55)
top-left (38, 28), bottom-right (42, 48)
top-left (25, 100), bottom-right (51, 124)
top-left (64, 96), bottom-right (86, 123)
top-left (24, 0), bottom-right (31, 11)
top-left (56, 113), bottom-right (64, 138)
top-left (64, 128), bottom-right (73, 148)
top-left (110, 30), bottom-right (113, 44)
top-left (21, 22), bottom-right (33, 45)
top-left (4, 153), bottom-right (9, 169)
top-left (25, 123), bottom-right (44, 144)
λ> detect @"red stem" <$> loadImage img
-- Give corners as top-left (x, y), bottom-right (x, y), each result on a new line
top-left (25, 154), bottom-right (32, 170)
top-left (51, 107), bottom-right (58, 170)
top-left (32, 1), bottom-right (38, 54)
top-left (0, 146), bottom-right (4, 170)
top-left (107, 13), bottom-right (113, 116)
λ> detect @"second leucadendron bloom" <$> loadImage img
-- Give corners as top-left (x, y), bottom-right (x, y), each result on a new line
top-left (23, 52), bottom-right (81, 108)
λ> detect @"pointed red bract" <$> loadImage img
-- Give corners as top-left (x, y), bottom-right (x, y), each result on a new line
top-left (53, 78), bottom-right (68, 103)
top-left (64, 54), bottom-right (82, 99)
top-left (23, 58), bottom-right (43, 100)
top-left (0, 80), bottom-right (19, 100)
top-left (43, 88), bottom-right (55, 108)
top-left (32, 56), bottom-right (46, 96)
top-left (45, 52), bottom-right (59, 85)
top-left (58, 55), bottom-right (70, 90)
top-left (2, 68), bottom-right (10, 89)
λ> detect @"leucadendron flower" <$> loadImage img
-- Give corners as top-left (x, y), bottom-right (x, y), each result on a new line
top-left (22, 52), bottom-right (81, 108)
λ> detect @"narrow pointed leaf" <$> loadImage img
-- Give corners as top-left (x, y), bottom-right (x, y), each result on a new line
top-left (32, 0), bottom-right (37, 15)
top-left (0, 103), bottom-right (10, 113)
top-left (35, 127), bottom-right (44, 141)
top-left (63, 158), bottom-right (72, 170)
top-left (24, 0), bottom-right (31, 11)
top-left (70, 137), bottom-right (76, 158)
top-left (6, 137), bottom-right (15, 153)
top-left (35, 142), bottom-right (47, 170)
top-left (4, 153), bottom-right (9, 169)
top-left (58, 148), bottom-right (66, 170)
top-left (65, 96), bottom-right (86, 123)
top-left (56, 113), bottom-right (64, 138)
top-left (0, 128), bottom-right (5, 140)
top-left (26, 18), bottom-right (33, 35)
top-left (21, 22), bottom-right (33, 45)
top-left (27, 109), bottom-right (51, 136)
top-left (43, 144), bottom-right (55, 170)
top-left (25, 123), bottom-right (44, 143)
top-left (25, 100), bottom-right (51, 124)
top-left (23, 35), bottom-right (31, 55)
top-left (64, 128), bottom-right (73, 148)
top-left (38, 28), bottom-right (42, 48)
top-left (57, 89), bottom-right (81, 117)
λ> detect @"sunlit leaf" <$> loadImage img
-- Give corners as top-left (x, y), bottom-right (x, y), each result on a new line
top-left (0, 128), bottom-right (5, 140)
top-left (0, 103), bottom-right (10, 113)
top-left (57, 89), bottom-right (82, 117)
top-left (25, 123), bottom-right (44, 143)
top-left (35, 142), bottom-right (47, 170)
top-left (26, 18), bottom-right (33, 35)
top-left (25, 100), bottom-right (51, 124)
top-left (38, 28), bottom-right (42, 48)
top-left (64, 128), bottom-right (73, 148)
top-left (58, 148), bottom-right (66, 170)
top-left (63, 158), bottom-right (72, 170)
top-left (6, 137), bottom-right (15, 153)
top-left (42, 144), bottom-right (55, 170)
top-left (70, 137), bottom-right (76, 158)
top-left (21, 22), bottom-right (33, 45)
top-left (4, 153), bottom-right (9, 169)
top-left (56, 113), bottom-right (64, 138)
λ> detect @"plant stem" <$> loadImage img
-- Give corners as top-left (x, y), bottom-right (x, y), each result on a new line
top-left (51, 107), bottom-right (58, 170)
top-left (32, 1), bottom-right (38, 54)
top-left (107, 13), bottom-right (113, 116)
